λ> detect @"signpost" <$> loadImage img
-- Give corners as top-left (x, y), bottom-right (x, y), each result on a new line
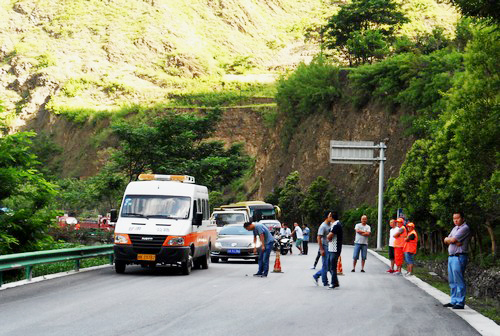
top-left (330, 141), bottom-right (387, 250)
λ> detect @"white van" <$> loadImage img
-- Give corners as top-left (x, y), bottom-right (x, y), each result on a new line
top-left (111, 174), bottom-right (216, 275)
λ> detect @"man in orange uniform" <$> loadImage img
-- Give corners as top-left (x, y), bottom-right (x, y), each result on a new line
top-left (392, 218), bottom-right (406, 275)
top-left (403, 222), bottom-right (418, 276)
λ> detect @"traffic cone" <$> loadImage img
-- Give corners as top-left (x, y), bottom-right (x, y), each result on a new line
top-left (337, 256), bottom-right (344, 275)
top-left (273, 250), bottom-right (283, 273)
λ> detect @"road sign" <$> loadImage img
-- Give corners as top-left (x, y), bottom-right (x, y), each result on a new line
top-left (330, 140), bottom-right (387, 250)
top-left (330, 141), bottom-right (377, 164)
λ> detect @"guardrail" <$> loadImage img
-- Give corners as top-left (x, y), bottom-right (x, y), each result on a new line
top-left (0, 245), bottom-right (114, 287)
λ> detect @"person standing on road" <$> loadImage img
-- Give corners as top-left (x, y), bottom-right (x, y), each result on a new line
top-left (312, 211), bottom-right (334, 286)
top-left (387, 219), bottom-right (398, 273)
top-left (327, 212), bottom-right (343, 289)
top-left (291, 222), bottom-right (304, 254)
top-left (302, 224), bottom-right (310, 255)
top-left (403, 222), bottom-right (418, 276)
top-left (443, 211), bottom-right (471, 309)
top-left (393, 218), bottom-right (407, 275)
top-left (244, 221), bottom-right (275, 278)
top-left (352, 215), bottom-right (371, 272)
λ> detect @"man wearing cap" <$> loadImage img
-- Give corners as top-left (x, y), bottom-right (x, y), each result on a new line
top-left (443, 211), bottom-right (471, 309)
top-left (393, 218), bottom-right (407, 275)
top-left (403, 222), bottom-right (418, 276)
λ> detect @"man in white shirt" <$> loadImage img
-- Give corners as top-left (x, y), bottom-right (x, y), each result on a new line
top-left (352, 215), bottom-right (371, 272)
top-left (291, 222), bottom-right (304, 254)
top-left (387, 219), bottom-right (399, 273)
top-left (280, 223), bottom-right (291, 237)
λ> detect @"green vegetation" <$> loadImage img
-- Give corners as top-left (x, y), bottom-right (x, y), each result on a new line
top-left (324, 0), bottom-right (409, 65)
top-left (265, 171), bottom-right (339, 231)
top-left (0, 130), bottom-right (58, 255)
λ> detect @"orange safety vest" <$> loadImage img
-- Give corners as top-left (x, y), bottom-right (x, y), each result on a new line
top-left (393, 226), bottom-right (407, 248)
top-left (403, 229), bottom-right (418, 254)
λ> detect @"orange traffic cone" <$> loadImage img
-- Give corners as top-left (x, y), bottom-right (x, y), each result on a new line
top-left (273, 250), bottom-right (283, 273)
top-left (337, 256), bottom-right (344, 275)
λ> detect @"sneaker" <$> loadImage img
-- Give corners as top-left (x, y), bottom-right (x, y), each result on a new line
top-left (312, 276), bottom-right (319, 286)
top-left (351, 269), bottom-right (355, 272)
top-left (310, 266), bottom-right (316, 270)
top-left (393, 271), bottom-right (402, 276)
top-left (328, 284), bottom-right (335, 289)
top-left (253, 273), bottom-right (262, 277)
top-left (361, 269), bottom-right (365, 273)
top-left (404, 272), bottom-right (413, 277)
top-left (386, 269), bottom-right (395, 273)
top-left (452, 305), bottom-right (464, 310)
top-left (443, 303), bottom-right (454, 307)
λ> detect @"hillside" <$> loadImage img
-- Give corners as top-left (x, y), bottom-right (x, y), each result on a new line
top-left (0, 0), bottom-right (324, 128)
top-left (0, 0), bottom-right (461, 209)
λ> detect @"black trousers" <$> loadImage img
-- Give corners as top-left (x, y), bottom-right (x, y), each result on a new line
top-left (329, 252), bottom-right (340, 286)
top-left (302, 241), bottom-right (309, 255)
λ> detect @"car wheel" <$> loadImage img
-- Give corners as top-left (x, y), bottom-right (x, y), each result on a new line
top-left (115, 261), bottom-right (126, 274)
top-left (199, 249), bottom-right (210, 269)
top-left (181, 252), bottom-right (193, 275)
top-left (281, 248), bottom-right (288, 255)
top-left (211, 257), bottom-right (219, 263)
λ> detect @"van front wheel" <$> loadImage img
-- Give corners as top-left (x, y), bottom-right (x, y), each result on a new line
top-left (115, 261), bottom-right (126, 274)
top-left (181, 253), bottom-right (193, 275)
top-left (200, 249), bottom-right (210, 269)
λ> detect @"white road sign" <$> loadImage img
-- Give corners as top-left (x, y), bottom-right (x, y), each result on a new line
top-left (330, 140), bottom-right (376, 164)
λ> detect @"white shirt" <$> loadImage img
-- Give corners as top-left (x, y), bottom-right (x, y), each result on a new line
top-left (294, 226), bottom-right (304, 240)
top-left (354, 223), bottom-right (371, 245)
top-left (280, 228), bottom-right (291, 237)
top-left (389, 227), bottom-right (399, 247)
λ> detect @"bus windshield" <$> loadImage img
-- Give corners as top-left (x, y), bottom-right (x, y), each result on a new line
top-left (121, 195), bottom-right (191, 219)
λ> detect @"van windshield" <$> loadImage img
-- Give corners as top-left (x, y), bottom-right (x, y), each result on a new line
top-left (121, 195), bottom-right (191, 219)
top-left (214, 213), bottom-right (246, 227)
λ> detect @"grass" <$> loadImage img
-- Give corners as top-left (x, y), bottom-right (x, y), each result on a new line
top-left (2, 256), bottom-right (112, 286)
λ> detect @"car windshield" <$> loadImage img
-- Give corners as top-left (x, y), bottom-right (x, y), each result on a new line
top-left (121, 195), bottom-right (191, 219)
top-left (214, 213), bottom-right (246, 226)
top-left (219, 226), bottom-right (252, 235)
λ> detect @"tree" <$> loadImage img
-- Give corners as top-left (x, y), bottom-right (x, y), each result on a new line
top-left (449, 0), bottom-right (500, 24)
top-left (300, 176), bottom-right (338, 228)
top-left (110, 109), bottom-right (250, 191)
top-left (278, 171), bottom-right (304, 225)
top-left (324, 0), bottom-right (408, 64)
top-left (384, 26), bottom-right (499, 256)
top-left (0, 132), bottom-right (57, 254)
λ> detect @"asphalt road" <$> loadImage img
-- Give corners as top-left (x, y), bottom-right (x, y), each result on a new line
top-left (0, 245), bottom-right (480, 336)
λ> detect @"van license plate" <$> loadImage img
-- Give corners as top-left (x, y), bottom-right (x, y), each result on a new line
top-left (227, 249), bottom-right (240, 254)
top-left (137, 254), bottom-right (156, 261)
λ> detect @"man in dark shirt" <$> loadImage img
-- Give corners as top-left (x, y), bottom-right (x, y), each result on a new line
top-left (327, 211), bottom-right (343, 289)
top-left (443, 211), bottom-right (471, 309)
top-left (244, 221), bottom-right (275, 278)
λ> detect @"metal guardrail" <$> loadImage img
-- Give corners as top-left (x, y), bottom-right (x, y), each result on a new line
top-left (0, 245), bottom-right (114, 287)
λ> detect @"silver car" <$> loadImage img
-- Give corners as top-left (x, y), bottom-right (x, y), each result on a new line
top-left (210, 224), bottom-right (260, 263)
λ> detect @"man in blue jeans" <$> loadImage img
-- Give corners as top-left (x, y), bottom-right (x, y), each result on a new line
top-left (443, 211), bottom-right (470, 309)
top-left (244, 221), bottom-right (275, 277)
top-left (312, 211), bottom-right (334, 286)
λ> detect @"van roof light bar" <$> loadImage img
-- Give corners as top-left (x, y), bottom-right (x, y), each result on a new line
top-left (138, 174), bottom-right (195, 184)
